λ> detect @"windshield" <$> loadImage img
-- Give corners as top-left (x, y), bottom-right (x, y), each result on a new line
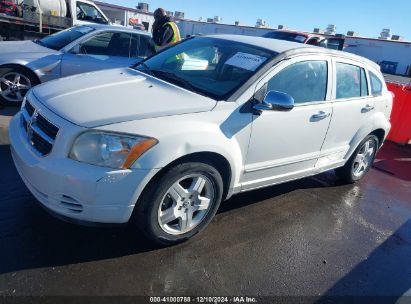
top-left (134, 37), bottom-right (276, 100)
top-left (36, 26), bottom-right (95, 50)
top-left (76, 1), bottom-right (108, 24)
top-left (263, 31), bottom-right (308, 43)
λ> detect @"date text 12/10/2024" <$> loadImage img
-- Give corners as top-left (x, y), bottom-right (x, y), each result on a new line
top-left (150, 297), bottom-right (258, 303)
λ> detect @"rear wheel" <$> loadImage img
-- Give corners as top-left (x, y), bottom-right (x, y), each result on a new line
top-left (133, 162), bottom-right (224, 245)
top-left (335, 135), bottom-right (379, 183)
top-left (0, 66), bottom-right (39, 106)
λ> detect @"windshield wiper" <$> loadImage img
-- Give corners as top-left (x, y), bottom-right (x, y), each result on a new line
top-left (150, 70), bottom-right (197, 92)
top-left (134, 62), bottom-right (155, 77)
top-left (133, 66), bottom-right (211, 98)
top-left (33, 39), bottom-right (45, 47)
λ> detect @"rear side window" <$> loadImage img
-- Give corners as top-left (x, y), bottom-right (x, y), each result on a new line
top-left (336, 63), bottom-right (368, 99)
top-left (267, 60), bottom-right (328, 104)
top-left (370, 72), bottom-right (383, 96)
top-left (130, 34), bottom-right (154, 58)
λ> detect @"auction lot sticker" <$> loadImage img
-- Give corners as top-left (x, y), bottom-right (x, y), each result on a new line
top-left (225, 52), bottom-right (267, 71)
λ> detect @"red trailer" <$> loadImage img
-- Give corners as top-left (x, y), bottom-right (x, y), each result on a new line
top-left (386, 82), bottom-right (411, 145)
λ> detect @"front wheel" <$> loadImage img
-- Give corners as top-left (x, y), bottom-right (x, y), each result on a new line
top-left (335, 135), bottom-right (379, 184)
top-left (0, 66), bottom-right (38, 106)
top-left (133, 162), bottom-right (224, 245)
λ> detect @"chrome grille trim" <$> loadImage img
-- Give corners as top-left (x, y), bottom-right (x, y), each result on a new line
top-left (31, 124), bottom-right (54, 145)
top-left (21, 98), bottom-right (60, 157)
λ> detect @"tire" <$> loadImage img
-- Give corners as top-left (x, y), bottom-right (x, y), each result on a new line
top-left (335, 135), bottom-right (379, 184)
top-left (0, 66), bottom-right (39, 107)
top-left (132, 162), bottom-right (224, 246)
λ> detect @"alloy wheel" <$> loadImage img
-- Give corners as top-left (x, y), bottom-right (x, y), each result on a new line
top-left (0, 72), bottom-right (32, 103)
top-left (352, 139), bottom-right (376, 178)
top-left (158, 174), bottom-right (216, 235)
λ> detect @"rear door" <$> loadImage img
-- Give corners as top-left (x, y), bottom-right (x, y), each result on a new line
top-left (318, 58), bottom-right (374, 168)
top-left (61, 31), bottom-right (132, 77)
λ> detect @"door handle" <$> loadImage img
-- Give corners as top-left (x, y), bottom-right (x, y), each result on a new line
top-left (311, 111), bottom-right (330, 121)
top-left (361, 104), bottom-right (375, 113)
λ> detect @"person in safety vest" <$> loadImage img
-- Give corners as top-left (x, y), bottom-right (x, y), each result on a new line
top-left (152, 8), bottom-right (181, 52)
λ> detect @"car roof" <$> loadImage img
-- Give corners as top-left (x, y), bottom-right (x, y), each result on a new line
top-left (206, 34), bottom-right (309, 53)
top-left (204, 34), bottom-right (380, 70)
top-left (268, 29), bottom-right (309, 37)
top-left (268, 30), bottom-right (325, 39)
top-left (82, 24), bottom-right (151, 36)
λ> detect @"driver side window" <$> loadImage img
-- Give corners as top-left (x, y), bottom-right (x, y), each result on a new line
top-left (76, 32), bottom-right (131, 57)
top-left (266, 60), bottom-right (328, 104)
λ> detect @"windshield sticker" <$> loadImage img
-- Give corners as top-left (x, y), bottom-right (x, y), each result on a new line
top-left (225, 52), bottom-right (267, 71)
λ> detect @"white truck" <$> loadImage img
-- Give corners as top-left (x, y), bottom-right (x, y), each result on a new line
top-left (0, 0), bottom-right (109, 41)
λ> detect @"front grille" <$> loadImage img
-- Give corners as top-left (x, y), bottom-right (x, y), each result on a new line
top-left (25, 101), bottom-right (35, 116)
top-left (21, 99), bottom-right (59, 156)
top-left (31, 131), bottom-right (53, 155)
top-left (36, 114), bottom-right (59, 139)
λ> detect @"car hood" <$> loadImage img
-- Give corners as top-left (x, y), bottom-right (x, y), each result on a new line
top-left (32, 68), bottom-right (217, 128)
top-left (0, 40), bottom-right (53, 55)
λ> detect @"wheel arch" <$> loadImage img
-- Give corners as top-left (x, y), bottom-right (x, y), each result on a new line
top-left (0, 63), bottom-right (41, 84)
top-left (346, 112), bottom-right (390, 160)
top-left (142, 151), bottom-right (233, 202)
top-left (369, 128), bottom-right (386, 148)
top-left (344, 129), bottom-right (386, 166)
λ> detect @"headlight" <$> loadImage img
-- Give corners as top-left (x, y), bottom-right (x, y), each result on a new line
top-left (69, 131), bottom-right (158, 169)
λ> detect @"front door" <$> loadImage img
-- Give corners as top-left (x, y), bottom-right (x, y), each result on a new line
top-left (61, 31), bottom-right (132, 77)
top-left (242, 56), bottom-right (333, 190)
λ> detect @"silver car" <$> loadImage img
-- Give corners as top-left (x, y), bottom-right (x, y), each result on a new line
top-left (9, 35), bottom-right (392, 245)
top-left (0, 24), bottom-right (153, 105)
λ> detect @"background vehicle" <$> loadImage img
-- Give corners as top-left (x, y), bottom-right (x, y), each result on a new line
top-left (0, 0), bottom-right (109, 41)
top-left (0, 24), bottom-right (154, 105)
top-left (9, 36), bottom-right (392, 245)
top-left (263, 30), bottom-right (345, 50)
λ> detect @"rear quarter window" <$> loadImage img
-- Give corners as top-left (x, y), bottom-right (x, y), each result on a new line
top-left (370, 71), bottom-right (383, 96)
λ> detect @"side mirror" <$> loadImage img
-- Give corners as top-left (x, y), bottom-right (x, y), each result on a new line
top-left (253, 90), bottom-right (294, 112)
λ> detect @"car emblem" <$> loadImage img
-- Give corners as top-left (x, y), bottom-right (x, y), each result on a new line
top-left (27, 110), bottom-right (38, 144)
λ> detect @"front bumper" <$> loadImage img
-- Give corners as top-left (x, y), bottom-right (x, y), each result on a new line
top-left (9, 112), bottom-right (159, 224)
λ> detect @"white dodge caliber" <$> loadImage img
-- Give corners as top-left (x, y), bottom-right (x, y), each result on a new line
top-left (9, 35), bottom-right (392, 245)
